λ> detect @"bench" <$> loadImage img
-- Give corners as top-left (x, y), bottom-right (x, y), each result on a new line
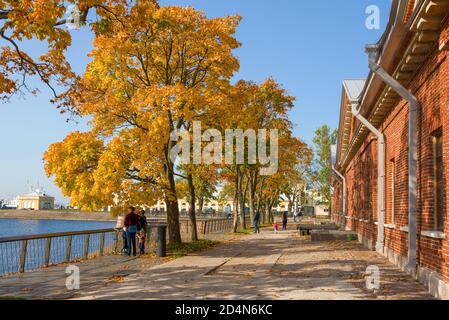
top-left (297, 223), bottom-right (339, 236)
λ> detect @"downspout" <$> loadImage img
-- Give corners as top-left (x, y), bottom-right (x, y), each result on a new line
top-left (349, 98), bottom-right (385, 254)
top-left (332, 166), bottom-right (346, 229)
top-left (365, 44), bottom-right (418, 273)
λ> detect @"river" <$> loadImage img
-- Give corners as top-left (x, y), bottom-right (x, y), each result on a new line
top-left (0, 219), bottom-right (118, 276)
top-left (0, 218), bottom-right (116, 238)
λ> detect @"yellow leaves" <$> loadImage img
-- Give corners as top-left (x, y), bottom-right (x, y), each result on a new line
top-left (43, 132), bottom-right (104, 210)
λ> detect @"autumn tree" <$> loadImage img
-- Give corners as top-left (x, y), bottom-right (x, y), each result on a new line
top-left (44, 2), bottom-right (241, 245)
top-left (311, 125), bottom-right (338, 206)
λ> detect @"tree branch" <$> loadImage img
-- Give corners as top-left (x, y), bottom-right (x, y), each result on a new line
top-left (0, 31), bottom-right (58, 98)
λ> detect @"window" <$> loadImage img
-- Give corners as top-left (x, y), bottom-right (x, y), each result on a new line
top-left (390, 159), bottom-right (396, 224)
top-left (433, 129), bottom-right (444, 231)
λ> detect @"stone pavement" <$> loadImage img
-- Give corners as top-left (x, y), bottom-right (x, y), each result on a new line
top-left (76, 229), bottom-right (433, 300)
top-left (0, 228), bottom-right (434, 300)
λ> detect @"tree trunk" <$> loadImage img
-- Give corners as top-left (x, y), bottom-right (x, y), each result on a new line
top-left (166, 197), bottom-right (181, 245)
top-left (261, 203), bottom-right (266, 224)
top-left (198, 196), bottom-right (204, 215)
top-left (265, 204), bottom-right (272, 224)
top-left (164, 111), bottom-right (183, 245)
top-left (187, 174), bottom-right (198, 241)
top-left (232, 169), bottom-right (240, 233)
top-left (165, 165), bottom-right (182, 245)
top-left (248, 169), bottom-right (257, 224)
top-left (239, 169), bottom-right (248, 230)
top-left (288, 201), bottom-right (293, 216)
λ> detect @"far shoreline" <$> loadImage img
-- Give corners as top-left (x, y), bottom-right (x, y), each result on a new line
top-left (0, 210), bottom-right (117, 222)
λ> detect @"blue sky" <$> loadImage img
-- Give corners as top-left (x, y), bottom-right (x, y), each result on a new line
top-left (0, 0), bottom-right (390, 203)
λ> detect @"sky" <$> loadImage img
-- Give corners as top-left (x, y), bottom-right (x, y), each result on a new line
top-left (0, 0), bottom-right (390, 203)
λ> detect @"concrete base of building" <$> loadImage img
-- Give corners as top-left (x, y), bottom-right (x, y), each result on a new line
top-left (357, 233), bottom-right (375, 251)
top-left (357, 233), bottom-right (449, 300)
top-left (416, 266), bottom-right (449, 300)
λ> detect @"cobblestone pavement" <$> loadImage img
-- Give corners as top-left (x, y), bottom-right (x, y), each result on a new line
top-left (0, 228), bottom-right (434, 300)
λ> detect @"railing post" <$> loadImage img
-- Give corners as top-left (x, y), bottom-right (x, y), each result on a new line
top-left (203, 221), bottom-right (207, 235)
top-left (44, 237), bottom-right (52, 267)
top-left (19, 240), bottom-right (28, 273)
top-left (66, 235), bottom-right (72, 262)
top-left (84, 234), bottom-right (90, 259)
top-left (114, 231), bottom-right (119, 254)
top-left (99, 233), bottom-right (105, 256)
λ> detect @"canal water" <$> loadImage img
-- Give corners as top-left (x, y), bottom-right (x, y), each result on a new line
top-left (0, 218), bottom-right (116, 238)
top-left (0, 219), bottom-right (117, 276)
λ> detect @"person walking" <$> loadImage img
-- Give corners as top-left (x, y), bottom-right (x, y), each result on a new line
top-left (253, 211), bottom-right (261, 234)
top-left (282, 212), bottom-right (288, 231)
top-left (124, 206), bottom-right (141, 257)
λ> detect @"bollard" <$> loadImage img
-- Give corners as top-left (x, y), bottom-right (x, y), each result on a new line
top-left (156, 225), bottom-right (167, 257)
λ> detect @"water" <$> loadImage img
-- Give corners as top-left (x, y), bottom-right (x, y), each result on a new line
top-left (0, 219), bottom-right (117, 276)
top-left (0, 219), bottom-right (116, 238)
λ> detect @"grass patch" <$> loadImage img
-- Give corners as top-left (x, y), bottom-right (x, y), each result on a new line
top-left (0, 295), bottom-right (27, 300)
top-left (168, 240), bottom-right (220, 258)
top-left (347, 234), bottom-right (358, 241)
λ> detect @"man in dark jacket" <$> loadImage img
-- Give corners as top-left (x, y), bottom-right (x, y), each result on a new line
top-left (138, 209), bottom-right (148, 254)
top-left (124, 206), bottom-right (141, 256)
top-left (253, 211), bottom-right (261, 234)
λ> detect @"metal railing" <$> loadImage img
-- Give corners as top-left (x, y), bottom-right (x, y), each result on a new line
top-left (0, 228), bottom-right (118, 276)
top-left (198, 218), bottom-right (234, 235)
top-left (147, 218), bottom-right (234, 235)
top-left (0, 218), bottom-right (233, 277)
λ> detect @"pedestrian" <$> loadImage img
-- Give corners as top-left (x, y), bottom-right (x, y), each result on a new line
top-left (137, 229), bottom-right (146, 255)
top-left (253, 211), bottom-right (261, 234)
top-left (282, 212), bottom-right (288, 231)
top-left (115, 215), bottom-right (128, 255)
top-left (138, 209), bottom-right (148, 254)
top-left (124, 206), bottom-right (141, 257)
top-left (273, 221), bottom-right (279, 234)
top-left (293, 210), bottom-right (299, 222)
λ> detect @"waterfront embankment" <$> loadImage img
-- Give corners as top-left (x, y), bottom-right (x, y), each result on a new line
top-left (0, 210), bottom-right (115, 222)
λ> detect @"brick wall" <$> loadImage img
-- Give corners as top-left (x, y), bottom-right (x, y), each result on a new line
top-left (335, 19), bottom-right (449, 282)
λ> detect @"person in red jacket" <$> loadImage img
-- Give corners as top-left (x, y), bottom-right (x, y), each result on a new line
top-left (124, 206), bottom-right (141, 256)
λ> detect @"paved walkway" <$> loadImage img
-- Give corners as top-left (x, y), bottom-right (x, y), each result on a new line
top-left (0, 228), bottom-right (434, 300)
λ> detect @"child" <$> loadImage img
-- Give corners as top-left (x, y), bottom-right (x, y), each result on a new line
top-left (137, 229), bottom-right (146, 255)
top-left (273, 221), bottom-right (279, 234)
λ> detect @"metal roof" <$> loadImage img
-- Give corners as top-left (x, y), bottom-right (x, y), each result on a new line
top-left (342, 79), bottom-right (366, 102)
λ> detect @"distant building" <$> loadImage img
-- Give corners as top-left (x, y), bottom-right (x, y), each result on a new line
top-left (0, 198), bottom-right (18, 210)
top-left (315, 204), bottom-right (330, 218)
top-left (17, 189), bottom-right (55, 210)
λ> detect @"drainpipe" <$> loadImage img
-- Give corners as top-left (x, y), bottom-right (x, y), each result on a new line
top-left (349, 98), bottom-right (385, 254)
top-left (365, 44), bottom-right (418, 274)
top-left (332, 166), bottom-right (346, 229)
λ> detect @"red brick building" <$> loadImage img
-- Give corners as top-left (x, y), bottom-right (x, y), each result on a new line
top-left (332, 0), bottom-right (448, 299)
